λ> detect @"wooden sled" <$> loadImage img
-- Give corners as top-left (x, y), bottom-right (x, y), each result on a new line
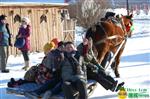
top-left (6, 80), bottom-right (97, 99)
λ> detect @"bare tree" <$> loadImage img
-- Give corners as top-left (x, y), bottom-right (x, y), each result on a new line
top-left (67, 0), bottom-right (111, 29)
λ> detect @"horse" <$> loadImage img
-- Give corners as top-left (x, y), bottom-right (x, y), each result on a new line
top-left (85, 14), bottom-right (133, 77)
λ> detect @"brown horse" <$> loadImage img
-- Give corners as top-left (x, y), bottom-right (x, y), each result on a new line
top-left (85, 14), bottom-right (133, 77)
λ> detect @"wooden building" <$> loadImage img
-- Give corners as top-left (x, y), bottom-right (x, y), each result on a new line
top-left (0, 2), bottom-right (76, 55)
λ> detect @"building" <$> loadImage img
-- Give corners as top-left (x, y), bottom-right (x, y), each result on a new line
top-left (0, 2), bottom-right (76, 55)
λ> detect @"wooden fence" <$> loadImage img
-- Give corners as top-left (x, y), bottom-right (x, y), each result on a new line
top-left (63, 19), bottom-right (76, 42)
top-left (0, 3), bottom-right (76, 55)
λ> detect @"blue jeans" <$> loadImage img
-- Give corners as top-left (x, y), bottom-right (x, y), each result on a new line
top-left (34, 78), bottom-right (61, 95)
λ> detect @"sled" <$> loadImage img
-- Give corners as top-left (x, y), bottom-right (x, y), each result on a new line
top-left (6, 80), bottom-right (97, 99)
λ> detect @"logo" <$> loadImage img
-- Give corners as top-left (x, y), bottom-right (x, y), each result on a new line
top-left (118, 87), bottom-right (150, 99)
top-left (118, 87), bottom-right (127, 99)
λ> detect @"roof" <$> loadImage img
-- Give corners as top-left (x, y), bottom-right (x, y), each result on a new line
top-left (0, 2), bottom-right (68, 7)
top-left (0, 0), bottom-right (65, 3)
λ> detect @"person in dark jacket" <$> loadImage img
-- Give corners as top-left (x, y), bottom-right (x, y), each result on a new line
top-left (62, 41), bottom-right (87, 99)
top-left (105, 11), bottom-right (116, 19)
top-left (77, 38), bottom-right (124, 92)
top-left (16, 17), bottom-right (31, 70)
top-left (0, 15), bottom-right (12, 73)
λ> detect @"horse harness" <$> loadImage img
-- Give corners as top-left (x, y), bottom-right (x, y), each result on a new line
top-left (94, 19), bottom-right (127, 47)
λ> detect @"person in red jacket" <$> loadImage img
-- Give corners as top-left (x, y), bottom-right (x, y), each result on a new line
top-left (16, 17), bottom-right (31, 70)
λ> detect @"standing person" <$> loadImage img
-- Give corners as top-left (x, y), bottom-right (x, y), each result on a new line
top-left (77, 38), bottom-right (124, 92)
top-left (0, 15), bottom-right (12, 73)
top-left (61, 41), bottom-right (87, 99)
top-left (16, 17), bottom-right (31, 71)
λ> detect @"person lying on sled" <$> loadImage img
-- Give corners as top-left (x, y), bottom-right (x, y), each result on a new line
top-left (77, 37), bottom-right (124, 92)
top-left (62, 41), bottom-right (87, 99)
top-left (24, 41), bottom-right (65, 99)
top-left (7, 39), bottom-right (56, 87)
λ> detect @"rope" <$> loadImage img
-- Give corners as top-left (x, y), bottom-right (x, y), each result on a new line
top-left (95, 35), bottom-right (123, 45)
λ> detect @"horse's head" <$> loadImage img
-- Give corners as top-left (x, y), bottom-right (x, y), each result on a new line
top-left (121, 14), bottom-right (133, 33)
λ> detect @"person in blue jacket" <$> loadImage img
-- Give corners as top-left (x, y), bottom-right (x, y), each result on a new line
top-left (0, 15), bottom-right (12, 73)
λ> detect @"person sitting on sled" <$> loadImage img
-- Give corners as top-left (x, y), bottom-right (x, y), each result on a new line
top-left (61, 41), bottom-right (87, 99)
top-left (24, 41), bottom-right (65, 99)
top-left (77, 37), bottom-right (124, 92)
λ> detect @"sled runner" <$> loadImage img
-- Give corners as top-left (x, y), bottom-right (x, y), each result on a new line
top-left (6, 80), bottom-right (97, 99)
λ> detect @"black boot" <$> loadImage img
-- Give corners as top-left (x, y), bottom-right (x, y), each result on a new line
top-left (115, 82), bottom-right (125, 92)
top-left (1, 69), bottom-right (9, 73)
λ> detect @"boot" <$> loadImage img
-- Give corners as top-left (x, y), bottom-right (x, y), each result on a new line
top-left (22, 61), bottom-right (29, 71)
top-left (115, 82), bottom-right (125, 92)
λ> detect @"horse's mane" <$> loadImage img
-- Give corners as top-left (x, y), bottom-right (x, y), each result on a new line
top-left (85, 23), bottom-right (107, 40)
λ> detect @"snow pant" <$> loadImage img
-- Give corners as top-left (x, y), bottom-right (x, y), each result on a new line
top-left (21, 50), bottom-right (29, 61)
top-left (34, 78), bottom-right (60, 95)
top-left (62, 79), bottom-right (87, 99)
top-left (0, 46), bottom-right (8, 71)
top-left (87, 66), bottom-right (116, 90)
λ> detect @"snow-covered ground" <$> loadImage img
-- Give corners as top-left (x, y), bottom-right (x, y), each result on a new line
top-left (89, 18), bottom-right (150, 99)
top-left (1, 10), bottom-right (150, 99)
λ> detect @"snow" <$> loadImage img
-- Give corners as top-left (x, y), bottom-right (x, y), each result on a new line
top-left (1, 9), bottom-right (150, 99)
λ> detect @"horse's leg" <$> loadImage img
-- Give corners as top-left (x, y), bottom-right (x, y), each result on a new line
top-left (114, 44), bottom-right (126, 78)
top-left (96, 43), bottom-right (109, 68)
top-left (101, 51), bottom-right (112, 68)
top-left (128, 31), bottom-right (132, 38)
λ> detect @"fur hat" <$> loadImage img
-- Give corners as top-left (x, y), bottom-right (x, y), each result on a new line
top-left (22, 17), bottom-right (30, 24)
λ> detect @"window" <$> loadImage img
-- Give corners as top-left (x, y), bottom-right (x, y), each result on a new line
top-left (14, 14), bottom-right (21, 23)
top-left (40, 14), bottom-right (47, 23)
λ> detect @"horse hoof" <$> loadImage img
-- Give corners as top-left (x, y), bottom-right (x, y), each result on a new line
top-left (116, 74), bottom-right (120, 78)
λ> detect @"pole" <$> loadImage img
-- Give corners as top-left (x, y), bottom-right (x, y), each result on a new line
top-left (105, 39), bottom-right (126, 70)
top-left (126, 0), bottom-right (129, 15)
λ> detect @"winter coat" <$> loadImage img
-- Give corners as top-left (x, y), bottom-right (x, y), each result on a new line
top-left (77, 43), bottom-right (102, 72)
top-left (0, 22), bottom-right (10, 46)
top-left (77, 43), bottom-right (97, 64)
top-left (42, 49), bottom-right (64, 80)
top-left (35, 63), bottom-right (52, 84)
top-left (17, 25), bottom-right (31, 51)
top-left (61, 51), bottom-right (86, 82)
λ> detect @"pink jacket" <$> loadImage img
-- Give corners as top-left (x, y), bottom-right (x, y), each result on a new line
top-left (18, 25), bottom-right (31, 51)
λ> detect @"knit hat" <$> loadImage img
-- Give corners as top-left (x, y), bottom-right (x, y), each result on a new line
top-left (22, 17), bottom-right (30, 24)
top-left (43, 42), bottom-right (55, 54)
top-left (51, 38), bottom-right (60, 47)
top-left (58, 41), bottom-right (64, 47)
